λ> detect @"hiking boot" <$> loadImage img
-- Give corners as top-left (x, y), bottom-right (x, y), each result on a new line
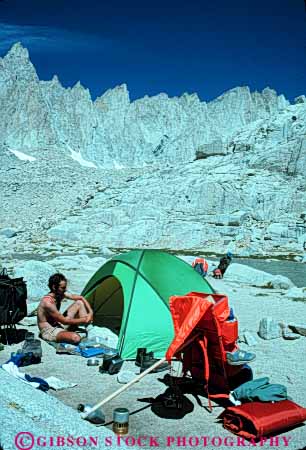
top-left (226, 350), bottom-right (256, 366)
top-left (22, 337), bottom-right (42, 358)
top-left (11, 350), bottom-right (41, 367)
top-left (135, 347), bottom-right (147, 367)
top-left (139, 352), bottom-right (170, 373)
top-left (24, 332), bottom-right (35, 340)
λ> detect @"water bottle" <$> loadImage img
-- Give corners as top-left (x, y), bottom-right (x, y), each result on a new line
top-left (77, 403), bottom-right (105, 425)
top-left (227, 307), bottom-right (236, 322)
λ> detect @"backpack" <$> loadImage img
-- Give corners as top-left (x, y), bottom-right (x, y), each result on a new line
top-left (192, 258), bottom-right (208, 277)
top-left (217, 256), bottom-right (231, 275)
top-left (0, 268), bottom-right (27, 326)
top-left (166, 292), bottom-right (248, 410)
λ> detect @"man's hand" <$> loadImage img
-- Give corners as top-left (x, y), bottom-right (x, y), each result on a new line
top-left (86, 312), bottom-right (93, 323)
top-left (83, 314), bottom-right (93, 325)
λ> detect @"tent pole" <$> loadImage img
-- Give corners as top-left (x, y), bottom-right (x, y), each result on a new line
top-left (82, 357), bottom-right (167, 419)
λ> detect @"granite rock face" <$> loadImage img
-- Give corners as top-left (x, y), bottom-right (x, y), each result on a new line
top-left (0, 43), bottom-right (306, 258)
top-left (0, 43), bottom-right (292, 167)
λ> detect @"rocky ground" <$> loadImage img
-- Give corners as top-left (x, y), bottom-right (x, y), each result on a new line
top-left (1, 144), bottom-right (306, 261)
top-left (0, 258), bottom-right (305, 450)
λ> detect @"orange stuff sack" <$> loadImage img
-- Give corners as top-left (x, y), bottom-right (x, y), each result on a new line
top-left (219, 400), bottom-right (306, 440)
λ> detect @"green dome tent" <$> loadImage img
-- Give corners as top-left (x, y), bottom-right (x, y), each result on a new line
top-left (82, 250), bottom-right (214, 359)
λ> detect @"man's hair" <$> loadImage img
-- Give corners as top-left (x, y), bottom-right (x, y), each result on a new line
top-left (48, 273), bottom-right (67, 292)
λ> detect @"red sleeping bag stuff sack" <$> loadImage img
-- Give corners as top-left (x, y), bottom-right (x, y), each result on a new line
top-left (219, 400), bottom-right (306, 440)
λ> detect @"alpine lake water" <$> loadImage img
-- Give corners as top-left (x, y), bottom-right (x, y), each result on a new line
top-left (210, 257), bottom-right (306, 288)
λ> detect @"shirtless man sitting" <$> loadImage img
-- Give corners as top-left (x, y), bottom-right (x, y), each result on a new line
top-left (37, 273), bottom-right (93, 344)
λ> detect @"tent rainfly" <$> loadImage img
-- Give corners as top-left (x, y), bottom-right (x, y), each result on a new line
top-left (82, 249), bottom-right (214, 359)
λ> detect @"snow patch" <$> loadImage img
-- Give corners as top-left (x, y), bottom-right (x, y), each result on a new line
top-left (8, 149), bottom-right (36, 162)
top-left (113, 160), bottom-right (125, 169)
top-left (66, 144), bottom-right (97, 168)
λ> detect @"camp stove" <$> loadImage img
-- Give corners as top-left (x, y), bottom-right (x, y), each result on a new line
top-left (161, 374), bottom-right (185, 409)
top-left (162, 387), bottom-right (184, 409)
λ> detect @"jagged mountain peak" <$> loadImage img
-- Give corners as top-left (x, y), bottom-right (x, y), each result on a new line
top-left (72, 80), bottom-right (86, 90)
top-left (0, 42), bottom-right (303, 172)
top-left (180, 92), bottom-right (201, 104)
top-left (51, 74), bottom-right (60, 84)
top-left (2, 42), bottom-right (38, 83)
top-left (294, 95), bottom-right (306, 104)
top-left (5, 42), bottom-right (29, 60)
top-left (95, 83), bottom-right (130, 109)
top-left (70, 80), bottom-right (92, 100)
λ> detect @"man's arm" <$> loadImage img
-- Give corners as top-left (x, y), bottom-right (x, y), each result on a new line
top-left (44, 301), bottom-right (91, 326)
top-left (64, 293), bottom-right (93, 316)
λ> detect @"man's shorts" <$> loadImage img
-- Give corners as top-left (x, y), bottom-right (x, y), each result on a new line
top-left (40, 324), bottom-right (65, 342)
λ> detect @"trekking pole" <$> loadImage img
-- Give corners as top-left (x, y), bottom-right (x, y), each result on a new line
top-left (82, 357), bottom-right (167, 420)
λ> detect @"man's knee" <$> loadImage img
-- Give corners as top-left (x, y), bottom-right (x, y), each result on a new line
top-left (66, 300), bottom-right (83, 316)
top-left (69, 300), bottom-right (83, 310)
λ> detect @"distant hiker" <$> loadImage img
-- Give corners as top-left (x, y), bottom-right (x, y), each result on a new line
top-left (192, 257), bottom-right (209, 277)
top-left (213, 252), bottom-right (233, 279)
top-left (37, 273), bottom-right (93, 344)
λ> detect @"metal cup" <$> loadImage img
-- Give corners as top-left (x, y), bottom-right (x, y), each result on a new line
top-left (112, 407), bottom-right (129, 435)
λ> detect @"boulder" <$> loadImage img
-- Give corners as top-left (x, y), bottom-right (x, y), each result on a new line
top-left (0, 227), bottom-right (18, 238)
top-left (228, 211), bottom-right (250, 226)
top-left (240, 331), bottom-right (258, 346)
top-left (270, 275), bottom-right (294, 290)
top-left (13, 260), bottom-right (56, 300)
top-left (265, 223), bottom-right (288, 239)
top-left (288, 324), bottom-right (306, 337)
top-left (98, 246), bottom-right (116, 257)
top-left (49, 255), bottom-right (105, 272)
top-left (26, 301), bottom-right (40, 316)
top-left (282, 327), bottom-right (300, 340)
top-left (47, 223), bottom-right (89, 244)
top-left (195, 140), bottom-right (228, 159)
top-left (285, 287), bottom-right (306, 300)
top-left (297, 233), bottom-right (306, 245)
top-left (258, 317), bottom-right (282, 340)
top-left (117, 370), bottom-right (136, 384)
top-left (225, 263), bottom-right (294, 289)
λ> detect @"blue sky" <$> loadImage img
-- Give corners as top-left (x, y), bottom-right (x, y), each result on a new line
top-left (0, 0), bottom-right (305, 102)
